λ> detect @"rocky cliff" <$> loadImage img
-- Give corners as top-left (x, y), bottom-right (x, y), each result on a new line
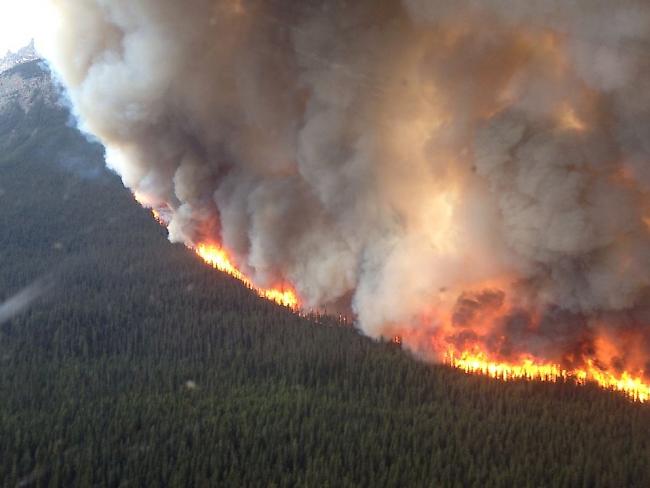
top-left (0, 40), bottom-right (39, 74)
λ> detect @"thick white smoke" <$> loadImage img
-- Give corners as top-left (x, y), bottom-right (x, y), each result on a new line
top-left (38, 0), bottom-right (650, 369)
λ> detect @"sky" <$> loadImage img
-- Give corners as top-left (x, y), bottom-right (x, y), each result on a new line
top-left (0, 0), bottom-right (47, 54)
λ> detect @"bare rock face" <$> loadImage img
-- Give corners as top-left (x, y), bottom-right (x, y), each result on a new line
top-left (0, 40), bottom-right (39, 74)
top-left (0, 41), bottom-right (58, 116)
top-left (0, 57), bottom-right (63, 157)
top-left (0, 61), bottom-right (58, 115)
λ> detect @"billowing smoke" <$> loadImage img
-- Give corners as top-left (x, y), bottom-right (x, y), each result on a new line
top-left (39, 0), bottom-right (650, 376)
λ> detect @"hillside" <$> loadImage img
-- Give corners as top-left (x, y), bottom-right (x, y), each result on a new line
top-left (1, 61), bottom-right (649, 488)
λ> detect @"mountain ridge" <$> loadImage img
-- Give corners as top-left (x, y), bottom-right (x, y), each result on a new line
top-left (0, 40), bottom-right (40, 74)
top-left (1, 47), bottom-right (649, 488)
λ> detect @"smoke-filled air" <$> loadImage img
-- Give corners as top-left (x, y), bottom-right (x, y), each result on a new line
top-left (39, 0), bottom-right (650, 399)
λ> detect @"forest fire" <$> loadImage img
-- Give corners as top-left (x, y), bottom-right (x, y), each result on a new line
top-left (85, 1), bottom-right (650, 407)
top-left (194, 243), bottom-right (299, 309)
top-left (134, 191), bottom-right (650, 402)
top-left (133, 192), bottom-right (299, 309)
top-left (446, 350), bottom-right (649, 402)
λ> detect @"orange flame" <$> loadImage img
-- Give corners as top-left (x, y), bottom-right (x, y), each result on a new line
top-left (150, 208), bottom-right (165, 226)
top-left (194, 243), bottom-right (299, 309)
top-left (557, 104), bottom-right (587, 132)
top-left (133, 191), bottom-right (167, 225)
top-left (132, 190), bottom-right (299, 309)
top-left (134, 190), bottom-right (648, 403)
top-left (447, 350), bottom-right (649, 402)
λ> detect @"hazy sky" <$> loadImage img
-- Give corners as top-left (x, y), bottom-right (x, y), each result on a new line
top-left (0, 0), bottom-right (47, 54)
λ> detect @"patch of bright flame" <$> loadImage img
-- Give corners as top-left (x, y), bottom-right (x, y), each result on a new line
top-left (134, 190), bottom-right (649, 403)
top-left (558, 105), bottom-right (587, 132)
top-left (150, 208), bottom-right (165, 225)
top-left (133, 191), bottom-right (153, 207)
top-left (132, 190), bottom-right (298, 309)
top-left (195, 243), bottom-right (299, 309)
top-left (447, 350), bottom-right (649, 403)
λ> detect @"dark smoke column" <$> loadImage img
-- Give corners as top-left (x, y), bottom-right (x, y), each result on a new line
top-left (39, 0), bottom-right (650, 378)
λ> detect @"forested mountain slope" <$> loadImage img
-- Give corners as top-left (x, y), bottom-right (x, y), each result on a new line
top-left (1, 61), bottom-right (649, 488)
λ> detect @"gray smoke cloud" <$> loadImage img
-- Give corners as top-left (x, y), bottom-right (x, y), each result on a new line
top-left (38, 0), bottom-right (650, 373)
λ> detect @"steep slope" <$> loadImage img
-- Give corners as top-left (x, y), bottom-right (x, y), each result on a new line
top-left (1, 61), bottom-right (649, 488)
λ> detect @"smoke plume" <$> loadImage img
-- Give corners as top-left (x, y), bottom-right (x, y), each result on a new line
top-left (39, 0), bottom-right (650, 377)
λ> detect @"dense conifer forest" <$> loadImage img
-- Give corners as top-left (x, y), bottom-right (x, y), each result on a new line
top-left (1, 61), bottom-right (649, 487)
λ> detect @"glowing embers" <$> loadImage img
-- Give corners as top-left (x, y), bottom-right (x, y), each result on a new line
top-left (194, 243), bottom-right (299, 309)
top-left (446, 350), bottom-right (649, 403)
